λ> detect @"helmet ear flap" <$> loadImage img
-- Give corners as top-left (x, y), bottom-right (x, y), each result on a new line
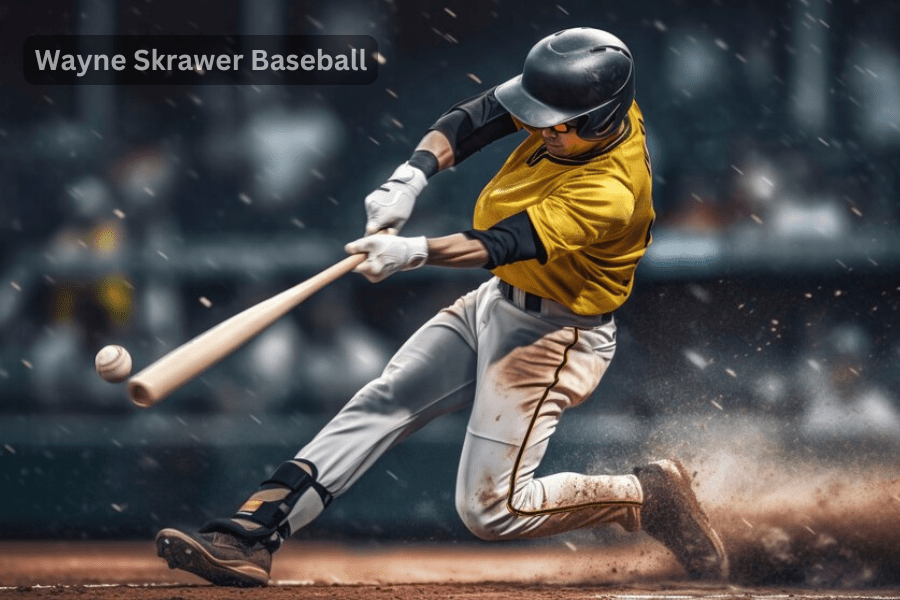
top-left (576, 102), bottom-right (623, 141)
top-left (575, 114), bottom-right (591, 131)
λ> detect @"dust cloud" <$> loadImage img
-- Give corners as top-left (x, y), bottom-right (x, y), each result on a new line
top-left (648, 414), bottom-right (900, 587)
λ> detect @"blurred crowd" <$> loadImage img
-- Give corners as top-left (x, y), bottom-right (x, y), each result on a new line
top-left (1, 0), bottom-right (899, 441)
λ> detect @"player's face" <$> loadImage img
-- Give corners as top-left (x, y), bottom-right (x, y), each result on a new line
top-left (540, 121), bottom-right (601, 157)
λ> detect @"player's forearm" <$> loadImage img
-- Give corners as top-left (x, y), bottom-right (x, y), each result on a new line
top-left (426, 233), bottom-right (488, 268)
top-left (415, 130), bottom-right (455, 171)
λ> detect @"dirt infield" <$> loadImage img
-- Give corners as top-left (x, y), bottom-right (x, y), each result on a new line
top-left (0, 539), bottom-right (676, 588)
top-left (1, 540), bottom-right (899, 600)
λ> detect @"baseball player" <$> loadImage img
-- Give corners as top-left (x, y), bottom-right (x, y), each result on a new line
top-left (156, 27), bottom-right (729, 586)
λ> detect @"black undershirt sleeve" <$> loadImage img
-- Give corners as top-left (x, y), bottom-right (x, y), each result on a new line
top-left (428, 87), bottom-right (519, 165)
top-left (463, 211), bottom-right (548, 269)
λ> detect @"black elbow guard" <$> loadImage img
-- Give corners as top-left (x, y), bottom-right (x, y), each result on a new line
top-left (464, 211), bottom-right (548, 269)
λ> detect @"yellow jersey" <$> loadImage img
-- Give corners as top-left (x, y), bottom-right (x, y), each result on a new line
top-left (472, 102), bottom-right (655, 316)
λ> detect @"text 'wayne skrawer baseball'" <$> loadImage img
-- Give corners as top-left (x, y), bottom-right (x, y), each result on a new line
top-left (23, 35), bottom-right (379, 85)
top-left (33, 48), bottom-right (369, 76)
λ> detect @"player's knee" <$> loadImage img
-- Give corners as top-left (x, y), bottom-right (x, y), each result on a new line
top-left (456, 505), bottom-right (504, 541)
top-left (454, 489), bottom-right (514, 541)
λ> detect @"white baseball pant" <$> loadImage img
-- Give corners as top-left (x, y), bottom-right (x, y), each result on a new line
top-left (285, 277), bottom-right (643, 539)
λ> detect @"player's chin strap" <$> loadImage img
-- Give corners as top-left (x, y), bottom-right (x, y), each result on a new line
top-left (200, 459), bottom-right (333, 552)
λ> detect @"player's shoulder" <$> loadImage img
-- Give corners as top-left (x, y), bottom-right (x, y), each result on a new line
top-left (577, 104), bottom-right (648, 184)
top-left (613, 102), bottom-right (648, 158)
top-left (630, 100), bottom-right (645, 120)
top-left (590, 103), bottom-right (645, 164)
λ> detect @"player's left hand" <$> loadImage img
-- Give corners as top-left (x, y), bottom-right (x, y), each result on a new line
top-left (345, 234), bottom-right (428, 283)
top-left (364, 162), bottom-right (428, 236)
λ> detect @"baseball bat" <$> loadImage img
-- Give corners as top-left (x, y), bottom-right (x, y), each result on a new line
top-left (127, 252), bottom-right (366, 408)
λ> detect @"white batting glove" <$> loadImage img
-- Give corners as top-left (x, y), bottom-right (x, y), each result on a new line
top-left (345, 234), bottom-right (428, 283)
top-left (364, 162), bottom-right (428, 235)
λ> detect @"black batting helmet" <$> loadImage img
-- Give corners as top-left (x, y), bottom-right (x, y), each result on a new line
top-left (495, 28), bottom-right (636, 140)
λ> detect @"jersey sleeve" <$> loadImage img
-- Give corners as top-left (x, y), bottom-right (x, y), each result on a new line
top-left (525, 171), bottom-right (636, 262)
top-left (429, 87), bottom-right (520, 165)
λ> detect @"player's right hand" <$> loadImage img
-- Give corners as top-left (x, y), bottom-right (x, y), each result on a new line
top-left (345, 234), bottom-right (428, 283)
top-left (364, 162), bottom-right (427, 235)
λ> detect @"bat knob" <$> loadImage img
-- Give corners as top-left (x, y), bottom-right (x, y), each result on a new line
top-left (128, 379), bottom-right (155, 408)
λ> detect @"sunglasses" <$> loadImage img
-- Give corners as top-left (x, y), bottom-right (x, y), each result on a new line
top-left (547, 120), bottom-right (579, 133)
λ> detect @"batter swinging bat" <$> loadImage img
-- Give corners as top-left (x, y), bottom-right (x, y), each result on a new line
top-left (127, 252), bottom-right (366, 408)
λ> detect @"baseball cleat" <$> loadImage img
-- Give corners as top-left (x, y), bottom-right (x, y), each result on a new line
top-left (634, 459), bottom-right (729, 580)
top-left (156, 527), bottom-right (271, 587)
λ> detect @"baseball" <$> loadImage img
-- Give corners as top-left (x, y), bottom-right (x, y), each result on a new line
top-left (95, 344), bottom-right (133, 383)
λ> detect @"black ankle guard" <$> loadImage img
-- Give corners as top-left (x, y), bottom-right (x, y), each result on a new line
top-left (199, 518), bottom-right (285, 553)
top-left (201, 460), bottom-right (332, 544)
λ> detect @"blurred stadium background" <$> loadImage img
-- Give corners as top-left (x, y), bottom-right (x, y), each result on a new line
top-left (1, 0), bottom-right (899, 558)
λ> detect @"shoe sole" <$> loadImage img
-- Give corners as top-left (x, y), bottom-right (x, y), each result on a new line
top-left (658, 459), bottom-right (730, 580)
top-left (156, 528), bottom-right (269, 587)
